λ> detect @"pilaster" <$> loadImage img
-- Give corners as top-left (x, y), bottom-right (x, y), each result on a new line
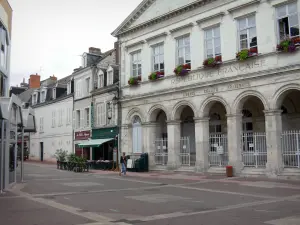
top-left (142, 122), bottom-right (158, 169)
top-left (264, 110), bottom-right (283, 177)
top-left (194, 117), bottom-right (210, 172)
top-left (167, 120), bottom-right (181, 170)
top-left (227, 114), bottom-right (243, 175)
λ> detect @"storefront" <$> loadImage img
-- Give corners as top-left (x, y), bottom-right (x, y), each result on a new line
top-left (91, 127), bottom-right (118, 161)
top-left (74, 130), bottom-right (91, 159)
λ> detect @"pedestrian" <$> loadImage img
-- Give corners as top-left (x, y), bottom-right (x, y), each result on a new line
top-left (119, 152), bottom-right (127, 176)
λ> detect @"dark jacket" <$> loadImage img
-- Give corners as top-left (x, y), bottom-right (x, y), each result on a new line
top-left (120, 156), bottom-right (127, 164)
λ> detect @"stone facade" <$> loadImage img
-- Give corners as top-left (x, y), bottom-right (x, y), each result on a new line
top-left (113, 0), bottom-right (300, 177)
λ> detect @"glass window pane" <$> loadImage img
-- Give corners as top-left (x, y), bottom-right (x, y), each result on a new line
top-left (288, 3), bottom-right (297, 14)
top-left (132, 53), bottom-right (137, 61)
top-left (154, 56), bottom-right (159, 64)
top-left (160, 63), bottom-right (164, 70)
top-left (240, 29), bottom-right (247, 40)
top-left (214, 27), bottom-right (220, 37)
top-left (185, 53), bottom-right (190, 61)
top-left (215, 46), bottom-right (221, 55)
top-left (138, 66), bottom-right (142, 76)
top-left (159, 45), bottom-right (164, 54)
top-left (177, 38), bottom-right (184, 47)
top-left (239, 18), bottom-right (247, 30)
top-left (240, 39), bottom-right (248, 49)
top-left (178, 48), bottom-right (184, 57)
top-left (185, 46), bottom-right (190, 55)
top-left (205, 29), bottom-right (213, 39)
top-left (184, 36), bottom-right (190, 45)
top-left (250, 38), bottom-right (257, 47)
top-left (206, 49), bottom-right (213, 58)
top-left (247, 16), bottom-right (256, 27)
top-left (132, 64), bottom-right (137, 70)
top-left (154, 46), bottom-right (159, 54)
top-left (277, 5), bottom-right (287, 18)
top-left (290, 26), bottom-right (299, 37)
top-left (206, 39), bottom-right (213, 49)
top-left (154, 64), bottom-right (159, 71)
top-left (249, 27), bottom-right (257, 38)
top-left (137, 52), bottom-right (141, 60)
top-left (289, 14), bottom-right (299, 27)
top-left (214, 37), bottom-right (221, 47)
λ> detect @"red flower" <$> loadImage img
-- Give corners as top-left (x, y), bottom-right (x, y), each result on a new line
top-left (215, 55), bottom-right (222, 62)
top-left (249, 47), bottom-right (258, 53)
top-left (183, 64), bottom-right (191, 69)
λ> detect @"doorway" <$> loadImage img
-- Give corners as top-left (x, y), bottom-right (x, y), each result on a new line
top-left (40, 142), bottom-right (44, 161)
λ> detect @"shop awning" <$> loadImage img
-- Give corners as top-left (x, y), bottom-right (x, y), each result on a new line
top-left (78, 138), bottom-right (114, 148)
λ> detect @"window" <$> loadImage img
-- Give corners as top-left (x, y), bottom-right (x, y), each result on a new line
top-left (53, 88), bottom-right (56, 99)
top-left (67, 82), bottom-right (71, 94)
top-left (41, 91), bottom-right (45, 103)
top-left (39, 117), bottom-right (44, 132)
top-left (132, 116), bottom-right (142, 153)
top-left (76, 110), bottom-right (81, 128)
top-left (58, 109), bottom-right (64, 127)
top-left (205, 26), bottom-right (221, 58)
top-left (98, 73), bottom-right (104, 88)
top-left (106, 102), bottom-right (114, 125)
top-left (152, 44), bottom-right (164, 72)
top-left (131, 51), bottom-right (142, 77)
top-left (276, 2), bottom-right (299, 41)
top-left (176, 36), bottom-right (191, 65)
top-left (84, 108), bottom-right (90, 127)
top-left (107, 70), bottom-right (114, 85)
top-left (66, 108), bottom-right (71, 125)
top-left (52, 111), bottom-right (56, 127)
top-left (33, 94), bottom-right (37, 105)
top-left (238, 15), bottom-right (257, 50)
top-left (97, 103), bottom-right (106, 126)
top-left (209, 113), bottom-right (222, 134)
top-left (85, 77), bottom-right (90, 95)
top-left (0, 27), bottom-right (7, 69)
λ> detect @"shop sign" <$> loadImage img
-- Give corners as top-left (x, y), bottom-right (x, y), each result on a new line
top-left (75, 130), bottom-right (91, 140)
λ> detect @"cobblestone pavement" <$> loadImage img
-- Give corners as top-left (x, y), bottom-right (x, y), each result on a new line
top-left (1, 162), bottom-right (300, 225)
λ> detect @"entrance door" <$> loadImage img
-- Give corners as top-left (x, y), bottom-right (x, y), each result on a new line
top-left (40, 142), bottom-right (44, 161)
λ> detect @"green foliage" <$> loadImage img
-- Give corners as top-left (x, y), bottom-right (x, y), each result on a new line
top-left (55, 149), bottom-right (68, 162)
top-left (207, 58), bottom-right (215, 65)
top-left (237, 49), bottom-right (249, 61)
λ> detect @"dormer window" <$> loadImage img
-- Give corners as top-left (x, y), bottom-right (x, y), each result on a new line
top-left (41, 91), bottom-right (46, 103)
top-left (107, 70), bottom-right (113, 85)
top-left (32, 93), bottom-right (37, 105)
top-left (53, 88), bottom-right (56, 99)
top-left (67, 82), bottom-right (71, 94)
top-left (98, 70), bottom-right (104, 88)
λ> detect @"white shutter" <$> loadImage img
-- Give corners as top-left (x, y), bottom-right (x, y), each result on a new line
top-left (132, 126), bottom-right (138, 153)
top-left (80, 109), bottom-right (84, 129)
top-left (72, 111), bottom-right (75, 128)
top-left (137, 125), bottom-right (142, 153)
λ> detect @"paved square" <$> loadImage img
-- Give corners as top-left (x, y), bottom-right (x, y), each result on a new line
top-left (61, 182), bottom-right (103, 187)
top-left (125, 194), bottom-right (191, 203)
top-left (265, 216), bottom-right (300, 225)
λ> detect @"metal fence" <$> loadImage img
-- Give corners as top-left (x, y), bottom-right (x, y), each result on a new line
top-left (179, 137), bottom-right (192, 166)
top-left (154, 138), bottom-right (168, 165)
top-left (209, 133), bottom-right (228, 167)
top-left (281, 130), bottom-right (300, 168)
top-left (242, 132), bottom-right (267, 168)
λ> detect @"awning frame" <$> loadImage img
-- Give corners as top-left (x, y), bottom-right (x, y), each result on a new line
top-left (78, 138), bottom-right (114, 148)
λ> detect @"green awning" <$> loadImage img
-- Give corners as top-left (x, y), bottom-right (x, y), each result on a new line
top-left (78, 138), bottom-right (114, 148)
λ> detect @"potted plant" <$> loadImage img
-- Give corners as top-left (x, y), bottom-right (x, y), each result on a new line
top-left (292, 37), bottom-right (300, 46)
top-left (203, 55), bottom-right (222, 68)
top-left (55, 149), bottom-right (68, 169)
top-left (174, 64), bottom-right (191, 76)
top-left (236, 47), bottom-right (258, 61)
top-left (148, 71), bottom-right (165, 81)
top-left (128, 75), bottom-right (141, 86)
top-left (277, 37), bottom-right (297, 53)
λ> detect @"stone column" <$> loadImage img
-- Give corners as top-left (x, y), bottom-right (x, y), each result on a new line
top-left (264, 110), bottom-right (283, 177)
top-left (167, 120), bottom-right (181, 170)
top-left (194, 117), bottom-right (210, 172)
top-left (143, 122), bottom-right (158, 169)
top-left (120, 124), bottom-right (130, 154)
top-left (227, 114), bottom-right (243, 175)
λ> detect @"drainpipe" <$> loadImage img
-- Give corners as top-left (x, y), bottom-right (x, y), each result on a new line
top-left (0, 120), bottom-right (4, 193)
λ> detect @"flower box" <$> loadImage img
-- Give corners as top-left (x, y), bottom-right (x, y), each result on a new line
top-left (236, 48), bottom-right (258, 61)
top-left (148, 71), bottom-right (165, 81)
top-left (174, 64), bottom-right (191, 76)
top-left (128, 75), bottom-right (141, 86)
top-left (203, 55), bottom-right (222, 68)
top-left (277, 37), bottom-right (299, 53)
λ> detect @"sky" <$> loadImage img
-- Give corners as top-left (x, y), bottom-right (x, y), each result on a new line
top-left (8, 0), bottom-right (142, 86)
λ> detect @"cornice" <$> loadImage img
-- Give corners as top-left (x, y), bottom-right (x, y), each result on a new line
top-left (227, 0), bottom-right (261, 13)
top-left (196, 11), bottom-right (225, 24)
top-left (145, 32), bottom-right (168, 42)
top-left (120, 60), bottom-right (300, 103)
top-left (169, 23), bottom-right (194, 33)
top-left (116, 0), bottom-right (217, 37)
top-left (125, 40), bottom-right (145, 51)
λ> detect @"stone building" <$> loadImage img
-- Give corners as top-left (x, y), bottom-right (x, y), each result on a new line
top-left (112, 0), bottom-right (300, 177)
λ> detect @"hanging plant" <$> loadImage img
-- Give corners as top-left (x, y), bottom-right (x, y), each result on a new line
top-left (203, 55), bottom-right (222, 68)
top-left (128, 75), bottom-right (141, 86)
top-left (236, 48), bottom-right (258, 61)
top-left (174, 64), bottom-right (190, 76)
top-left (277, 37), bottom-right (297, 53)
top-left (148, 71), bottom-right (164, 81)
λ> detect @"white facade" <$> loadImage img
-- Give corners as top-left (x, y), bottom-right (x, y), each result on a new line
top-left (113, 0), bottom-right (300, 177)
top-left (30, 96), bottom-right (73, 162)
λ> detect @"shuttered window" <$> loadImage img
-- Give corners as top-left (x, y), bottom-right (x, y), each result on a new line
top-left (132, 116), bottom-right (142, 153)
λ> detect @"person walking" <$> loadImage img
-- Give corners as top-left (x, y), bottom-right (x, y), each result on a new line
top-left (119, 152), bottom-right (127, 176)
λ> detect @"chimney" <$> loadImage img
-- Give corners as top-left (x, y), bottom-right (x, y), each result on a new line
top-left (114, 41), bottom-right (119, 65)
top-left (50, 75), bottom-right (57, 81)
top-left (29, 74), bottom-right (41, 88)
top-left (89, 47), bottom-right (101, 55)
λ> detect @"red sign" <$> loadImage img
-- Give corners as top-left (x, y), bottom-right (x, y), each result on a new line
top-left (75, 130), bottom-right (91, 140)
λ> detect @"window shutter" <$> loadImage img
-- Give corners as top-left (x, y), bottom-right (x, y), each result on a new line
top-left (133, 126), bottom-right (138, 153)
top-left (72, 111), bottom-right (75, 128)
top-left (80, 109), bottom-right (84, 129)
top-left (137, 125), bottom-right (142, 153)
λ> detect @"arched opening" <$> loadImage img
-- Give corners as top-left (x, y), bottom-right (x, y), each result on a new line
top-left (150, 109), bottom-right (168, 165)
top-left (278, 89), bottom-right (300, 168)
top-left (238, 96), bottom-right (267, 168)
top-left (132, 115), bottom-right (142, 154)
top-left (207, 102), bottom-right (228, 167)
top-left (180, 106), bottom-right (195, 167)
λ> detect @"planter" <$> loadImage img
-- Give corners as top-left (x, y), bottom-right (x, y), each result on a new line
top-left (203, 56), bottom-right (222, 68)
top-left (236, 48), bottom-right (258, 61)
top-left (148, 71), bottom-right (165, 81)
top-left (277, 38), bottom-right (298, 53)
top-left (174, 64), bottom-right (191, 76)
top-left (128, 76), bottom-right (141, 86)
